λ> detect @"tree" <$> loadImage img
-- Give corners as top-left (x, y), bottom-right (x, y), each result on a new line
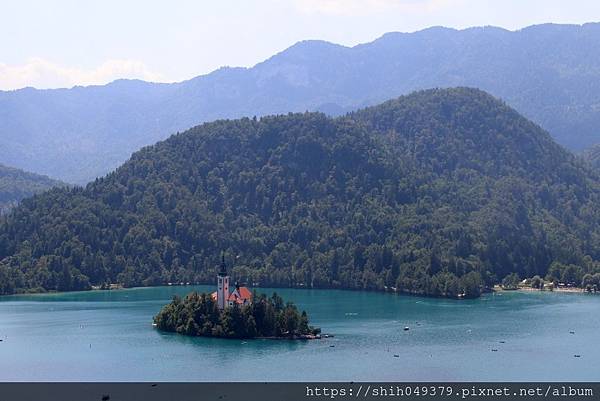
top-left (459, 271), bottom-right (483, 299)
top-left (561, 265), bottom-right (583, 286)
top-left (271, 293), bottom-right (283, 312)
top-left (502, 273), bottom-right (520, 290)
top-left (299, 311), bottom-right (310, 334)
top-left (282, 303), bottom-right (299, 336)
top-left (530, 275), bottom-right (544, 289)
top-left (582, 274), bottom-right (594, 292)
top-left (593, 273), bottom-right (600, 292)
top-left (153, 291), bottom-right (318, 339)
top-left (4, 88), bottom-right (600, 300)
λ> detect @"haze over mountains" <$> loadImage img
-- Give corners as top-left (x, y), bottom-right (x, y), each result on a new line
top-left (583, 144), bottom-right (600, 169)
top-left (2, 88), bottom-right (599, 297)
top-left (3, 23), bottom-right (600, 184)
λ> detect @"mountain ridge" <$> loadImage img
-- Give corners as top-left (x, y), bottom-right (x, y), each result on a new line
top-left (4, 22), bottom-right (598, 95)
top-left (1, 88), bottom-right (599, 297)
top-left (3, 22), bottom-right (600, 184)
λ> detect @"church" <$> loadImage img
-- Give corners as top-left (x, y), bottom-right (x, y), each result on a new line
top-left (211, 255), bottom-right (252, 309)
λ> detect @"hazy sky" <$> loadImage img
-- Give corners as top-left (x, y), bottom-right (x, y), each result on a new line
top-left (2, 0), bottom-right (600, 90)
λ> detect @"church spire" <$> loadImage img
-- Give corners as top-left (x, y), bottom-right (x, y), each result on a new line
top-left (218, 252), bottom-right (228, 276)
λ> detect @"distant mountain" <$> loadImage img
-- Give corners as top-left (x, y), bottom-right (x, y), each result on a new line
top-left (3, 23), bottom-right (600, 183)
top-left (0, 164), bottom-right (64, 213)
top-left (583, 144), bottom-right (600, 169)
top-left (1, 88), bottom-right (599, 297)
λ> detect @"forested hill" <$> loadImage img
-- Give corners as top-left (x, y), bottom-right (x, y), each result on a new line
top-left (583, 145), bottom-right (600, 170)
top-left (5, 23), bottom-right (600, 184)
top-left (0, 164), bottom-right (64, 214)
top-left (1, 88), bottom-right (600, 297)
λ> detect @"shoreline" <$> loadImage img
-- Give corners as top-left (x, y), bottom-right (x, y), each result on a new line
top-left (493, 285), bottom-right (592, 295)
top-left (156, 330), bottom-right (324, 341)
top-left (153, 322), bottom-right (324, 341)
top-left (2, 282), bottom-right (596, 301)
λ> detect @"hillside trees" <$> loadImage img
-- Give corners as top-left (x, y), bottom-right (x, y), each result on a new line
top-left (2, 89), bottom-right (600, 298)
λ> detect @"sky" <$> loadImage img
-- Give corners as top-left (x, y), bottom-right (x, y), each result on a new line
top-left (2, 0), bottom-right (600, 90)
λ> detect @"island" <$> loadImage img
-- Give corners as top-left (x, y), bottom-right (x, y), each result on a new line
top-left (154, 291), bottom-right (321, 339)
top-left (153, 257), bottom-right (321, 339)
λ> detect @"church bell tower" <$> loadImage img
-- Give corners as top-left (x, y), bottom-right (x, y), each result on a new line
top-left (217, 253), bottom-right (229, 310)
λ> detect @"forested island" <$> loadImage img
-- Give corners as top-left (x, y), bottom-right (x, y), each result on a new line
top-left (2, 88), bottom-right (600, 299)
top-left (154, 291), bottom-right (320, 339)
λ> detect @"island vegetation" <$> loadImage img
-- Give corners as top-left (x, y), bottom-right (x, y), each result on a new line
top-left (2, 88), bottom-right (600, 299)
top-left (153, 291), bottom-right (320, 339)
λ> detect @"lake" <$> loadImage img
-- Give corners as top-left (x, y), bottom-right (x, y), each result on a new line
top-left (0, 286), bottom-right (598, 381)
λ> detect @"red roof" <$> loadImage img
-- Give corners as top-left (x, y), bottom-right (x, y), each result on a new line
top-left (227, 286), bottom-right (252, 303)
top-left (237, 286), bottom-right (252, 300)
top-left (212, 287), bottom-right (252, 305)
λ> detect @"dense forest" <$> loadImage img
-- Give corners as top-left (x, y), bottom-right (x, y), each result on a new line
top-left (2, 88), bottom-right (600, 298)
top-left (154, 291), bottom-right (319, 339)
top-left (0, 164), bottom-right (64, 214)
top-left (583, 144), bottom-right (600, 170)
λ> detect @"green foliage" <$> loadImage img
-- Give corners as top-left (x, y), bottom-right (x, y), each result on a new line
top-left (502, 273), bottom-right (521, 290)
top-left (583, 144), bottom-right (600, 170)
top-left (0, 164), bottom-right (64, 214)
top-left (545, 262), bottom-right (586, 286)
top-left (582, 274), bottom-right (595, 292)
top-left (2, 88), bottom-right (600, 298)
top-left (153, 291), bottom-right (318, 339)
top-left (530, 275), bottom-right (544, 289)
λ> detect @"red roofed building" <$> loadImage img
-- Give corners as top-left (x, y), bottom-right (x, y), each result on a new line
top-left (227, 285), bottom-right (252, 306)
top-left (211, 254), bottom-right (252, 309)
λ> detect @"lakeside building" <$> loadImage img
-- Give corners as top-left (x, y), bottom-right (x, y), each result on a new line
top-left (211, 255), bottom-right (252, 309)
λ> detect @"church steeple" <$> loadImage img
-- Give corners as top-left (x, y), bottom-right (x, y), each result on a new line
top-left (216, 252), bottom-right (229, 310)
top-left (218, 253), bottom-right (227, 277)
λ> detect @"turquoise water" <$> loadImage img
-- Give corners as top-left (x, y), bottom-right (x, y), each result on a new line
top-left (0, 286), bottom-right (599, 381)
